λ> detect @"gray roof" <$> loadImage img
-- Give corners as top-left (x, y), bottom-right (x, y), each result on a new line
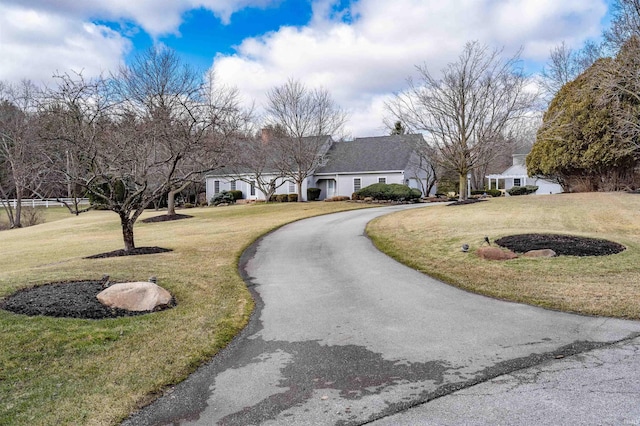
top-left (316, 134), bottom-right (423, 174)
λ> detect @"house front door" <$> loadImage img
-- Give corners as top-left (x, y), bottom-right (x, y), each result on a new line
top-left (327, 179), bottom-right (336, 198)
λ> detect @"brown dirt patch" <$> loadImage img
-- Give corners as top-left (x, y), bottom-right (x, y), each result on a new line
top-left (495, 234), bottom-right (626, 257)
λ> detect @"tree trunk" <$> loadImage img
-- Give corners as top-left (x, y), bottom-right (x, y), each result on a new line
top-left (167, 190), bottom-right (177, 216)
top-left (120, 213), bottom-right (135, 251)
top-left (297, 181), bottom-right (303, 202)
top-left (13, 187), bottom-right (23, 228)
top-left (458, 172), bottom-right (468, 201)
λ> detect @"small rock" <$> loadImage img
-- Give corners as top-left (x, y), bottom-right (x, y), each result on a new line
top-left (97, 282), bottom-right (172, 311)
top-left (476, 247), bottom-right (518, 261)
top-left (523, 249), bottom-right (557, 258)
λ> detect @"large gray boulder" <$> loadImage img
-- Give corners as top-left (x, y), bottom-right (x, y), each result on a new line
top-left (97, 282), bottom-right (172, 311)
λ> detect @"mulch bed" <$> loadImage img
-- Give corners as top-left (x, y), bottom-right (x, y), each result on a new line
top-left (448, 199), bottom-right (487, 206)
top-left (495, 234), bottom-right (626, 257)
top-left (85, 246), bottom-right (172, 259)
top-left (141, 213), bottom-right (193, 223)
top-left (0, 281), bottom-right (159, 319)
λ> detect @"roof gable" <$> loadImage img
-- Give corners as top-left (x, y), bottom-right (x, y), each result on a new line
top-left (316, 134), bottom-right (423, 174)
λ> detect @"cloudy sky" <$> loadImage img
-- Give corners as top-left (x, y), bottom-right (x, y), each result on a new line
top-left (0, 0), bottom-right (611, 136)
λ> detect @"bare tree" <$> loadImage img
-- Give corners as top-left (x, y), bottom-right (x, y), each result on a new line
top-left (541, 41), bottom-right (603, 99)
top-left (162, 70), bottom-right (250, 215)
top-left (0, 81), bottom-right (52, 228)
top-left (605, 0), bottom-right (640, 50)
top-left (599, 36), bottom-right (640, 155)
top-left (265, 79), bottom-right (347, 201)
top-left (386, 41), bottom-right (537, 200)
top-left (46, 48), bottom-right (237, 251)
top-left (404, 136), bottom-right (440, 196)
top-left (226, 132), bottom-right (287, 201)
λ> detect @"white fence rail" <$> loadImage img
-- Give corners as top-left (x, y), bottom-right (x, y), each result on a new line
top-left (1, 198), bottom-right (90, 208)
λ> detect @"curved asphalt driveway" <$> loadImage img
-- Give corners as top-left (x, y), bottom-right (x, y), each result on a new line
top-left (125, 204), bottom-right (640, 425)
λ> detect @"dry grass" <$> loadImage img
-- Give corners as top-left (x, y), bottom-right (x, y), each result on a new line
top-left (0, 202), bottom-right (372, 426)
top-left (368, 192), bottom-right (640, 319)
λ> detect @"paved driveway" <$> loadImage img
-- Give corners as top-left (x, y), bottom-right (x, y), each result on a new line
top-left (124, 204), bottom-right (640, 425)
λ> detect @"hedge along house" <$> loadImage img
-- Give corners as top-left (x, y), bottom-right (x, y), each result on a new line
top-left (205, 134), bottom-right (435, 202)
top-left (485, 151), bottom-right (563, 195)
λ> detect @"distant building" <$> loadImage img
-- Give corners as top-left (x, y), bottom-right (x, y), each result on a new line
top-left (485, 150), bottom-right (563, 195)
top-left (205, 134), bottom-right (435, 202)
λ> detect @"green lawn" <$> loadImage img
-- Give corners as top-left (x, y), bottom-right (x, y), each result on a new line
top-left (368, 192), bottom-right (640, 319)
top-left (0, 202), bottom-right (372, 426)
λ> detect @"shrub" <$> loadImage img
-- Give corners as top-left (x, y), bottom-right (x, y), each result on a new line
top-left (21, 206), bottom-right (45, 227)
top-left (183, 203), bottom-right (195, 209)
top-left (307, 187), bottom-right (321, 201)
top-left (228, 190), bottom-right (243, 200)
top-left (355, 183), bottom-right (421, 201)
top-left (471, 189), bottom-right (502, 197)
top-left (287, 193), bottom-right (298, 202)
top-left (276, 194), bottom-right (289, 202)
top-left (210, 191), bottom-right (235, 206)
top-left (324, 196), bottom-right (351, 202)
top-left (507, 185), bottom-right (538, 196)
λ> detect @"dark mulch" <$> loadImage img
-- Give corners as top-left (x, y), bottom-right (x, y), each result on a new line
top-left (495, 233), bottom-right (626, 257)
top-left (0, 280), bottom-right (167, 319)
top-left (85, 246), bottom-right (172, 259)
top-left (448, 199), bottom-right (487, 206)
top-left (141, 213), bottom-right (193, 223)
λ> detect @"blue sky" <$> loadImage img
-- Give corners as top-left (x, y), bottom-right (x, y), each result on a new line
top-left (0, 0), bottom-right (614, 136)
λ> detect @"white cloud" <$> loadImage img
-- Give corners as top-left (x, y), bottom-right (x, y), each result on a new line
top-left (211, 0), bottom-right (608, 136)
top-left (0, 0), bottom-right (276, 85)
top-left (0, 3), bottom-right (131, 84)
top-left (0, 0), bottom-right (278, 36)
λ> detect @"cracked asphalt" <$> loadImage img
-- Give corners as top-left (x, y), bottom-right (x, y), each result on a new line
top-left (123, 204), bottom-right (640, 425)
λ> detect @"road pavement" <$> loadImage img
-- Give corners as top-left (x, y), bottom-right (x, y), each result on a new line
top-left (123, 203), bottom-right (640, 425)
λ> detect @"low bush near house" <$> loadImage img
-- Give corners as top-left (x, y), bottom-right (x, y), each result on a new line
top-left (287, 193), bottom-right (298, 202)
top-left (471, 189), bottom-right (502, 197)
top-left (355, 183), bottom-right (421, 201)
top-left (507, 185), bottom-right (538, 196)
top-left (307, 187), bottom-right (321, 201)
top-left (228, 190), bottom-right (243, 200)
top-left (210, 191), bottom-right (235, 206)
top-left (325, 196), bottom-right (351, 202)
top-left (276, 194), bottom-right (289, 202)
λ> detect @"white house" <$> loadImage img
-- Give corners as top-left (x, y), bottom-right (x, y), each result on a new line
top-left (205, 134), bottom-right (434, 202)
top-left (313, 135), bottom-right (432, 199)
top-left (486, 152), bottom-right (563, 195)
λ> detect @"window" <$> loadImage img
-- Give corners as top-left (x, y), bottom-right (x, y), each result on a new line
top-left (230, 181), bottom-right (236, 191)
top-left (354, 178), bottom-right (362, 192)
top-left (513, 178), bottom-right (521, 187)
top-left (288, 181), bottom-right (295, 193)
top-left (214, 180), bottom-right (220, 194)
top-left (378, 177), bottom-right (386, 184)
top-left (250, 181), bottom-right (256, 196)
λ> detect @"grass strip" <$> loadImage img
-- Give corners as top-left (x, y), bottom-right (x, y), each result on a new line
top-left (368, 192), bottom-right (640, 319)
